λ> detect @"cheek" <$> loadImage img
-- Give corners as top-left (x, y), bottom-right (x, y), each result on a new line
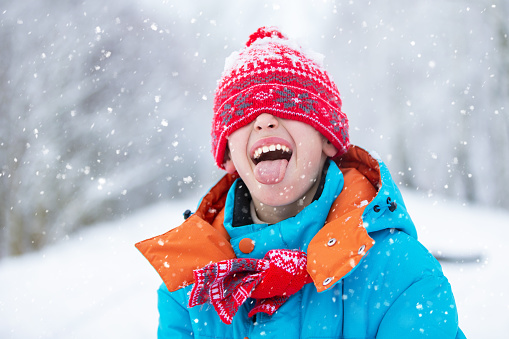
top-left (228, 140), bottom-right (250, 172)
top-left (227, 137), bottom-right (243, 159)
top-left (299, 139), bottom-right (322, 162)
top-left (228, 126), bottom-right (251, 155)
top-left (296, 141), bottom-right (326, 180)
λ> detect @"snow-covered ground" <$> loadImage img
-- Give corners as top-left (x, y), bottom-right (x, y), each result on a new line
top-left (0, 191), bottom-right (507, 338)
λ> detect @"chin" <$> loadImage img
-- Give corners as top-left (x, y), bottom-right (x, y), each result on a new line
top-left (256, 185), bottom-right (305, 207)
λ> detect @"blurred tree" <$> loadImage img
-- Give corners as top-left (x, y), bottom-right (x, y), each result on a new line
top-left (489, 0), bottom-right (509, 206)
top-left (1, 0), bottom-right (508, 258)
top-left (0, 0), bottom-right (218, 257)
top-left (324, 0), bottom-right (509, 209)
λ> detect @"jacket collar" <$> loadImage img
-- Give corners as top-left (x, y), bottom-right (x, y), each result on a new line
top-left (336, 147), bottom-right (417, 239)
top-left (223, 160), bottom-right (345, 259)
top-left (135, 145), bottom-right (416, 293)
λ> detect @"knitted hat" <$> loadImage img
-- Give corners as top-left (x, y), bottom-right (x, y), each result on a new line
top-left (211, 26), bottom-right (349, 169)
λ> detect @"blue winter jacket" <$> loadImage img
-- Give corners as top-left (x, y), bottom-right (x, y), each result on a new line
top-left (136, 146), bottom-right (466, 338)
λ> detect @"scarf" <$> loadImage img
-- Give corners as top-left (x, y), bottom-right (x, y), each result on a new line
top-left (188, 249), bottom-right (312, 324)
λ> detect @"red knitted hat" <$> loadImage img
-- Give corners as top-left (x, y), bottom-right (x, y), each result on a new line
top-left (211, 26), bottom-right (349, 169)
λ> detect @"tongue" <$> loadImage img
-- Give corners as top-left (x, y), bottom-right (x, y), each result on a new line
top-left (254, 159), bottom-right (288, 185)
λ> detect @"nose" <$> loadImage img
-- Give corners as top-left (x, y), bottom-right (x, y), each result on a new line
top-left (254, 113), bottom-right (278, 131)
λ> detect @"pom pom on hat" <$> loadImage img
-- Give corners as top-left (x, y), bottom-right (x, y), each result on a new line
top-left (211, 26), bottom-right (350, 169)
top-left (245, 26), bottom-right (287, 47)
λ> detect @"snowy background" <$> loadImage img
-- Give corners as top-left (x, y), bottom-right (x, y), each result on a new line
top-left (1, 0), bottom-right (508, 338)
top-left (2, 0), bottom-right (508, 257)
top-left (1, 190), bottom-right (509, 338)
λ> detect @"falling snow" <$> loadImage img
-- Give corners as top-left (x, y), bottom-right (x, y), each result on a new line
top-left (0, 0), bottom-right (508, 337)
top-left (0, 194), bottom-right (507, 338)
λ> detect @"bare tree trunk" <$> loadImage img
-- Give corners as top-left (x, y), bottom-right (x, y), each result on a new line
top-left (491, 0), bottom-right (509, 208)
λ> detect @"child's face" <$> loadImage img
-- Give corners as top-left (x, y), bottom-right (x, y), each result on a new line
top-left (225, 113), bottom-right (337, 208)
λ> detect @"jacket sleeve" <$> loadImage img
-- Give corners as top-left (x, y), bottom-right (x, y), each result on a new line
top-left (157, 283), bottom-right (194, 339)
top-left (376, 275), bottom-right (465, 338)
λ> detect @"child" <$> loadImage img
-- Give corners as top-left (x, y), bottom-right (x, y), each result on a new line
top-left (136, 27), bottom-right (466, 338)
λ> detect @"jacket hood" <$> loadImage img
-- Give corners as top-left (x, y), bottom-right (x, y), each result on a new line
top-left (337, 147), bottom-right (417, 239)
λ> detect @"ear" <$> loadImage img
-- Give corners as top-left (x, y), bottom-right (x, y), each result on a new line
top-left (223, 148), bottom-right (237, 174)
top-left (224, 159), bottom-right (236, 174)
top-left (322, 139), bottom-right (338, 158)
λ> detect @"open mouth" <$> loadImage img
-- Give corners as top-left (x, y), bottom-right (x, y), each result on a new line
top-left (251, 144), bottom-right (293, 165)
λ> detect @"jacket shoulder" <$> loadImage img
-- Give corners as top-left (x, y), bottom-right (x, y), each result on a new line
top-left (136, 214), bottom-right (236, 292)
top-left (135, 174), bottom-right (239, 292)
top-left (368, 229), bottom-right (443, 278)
